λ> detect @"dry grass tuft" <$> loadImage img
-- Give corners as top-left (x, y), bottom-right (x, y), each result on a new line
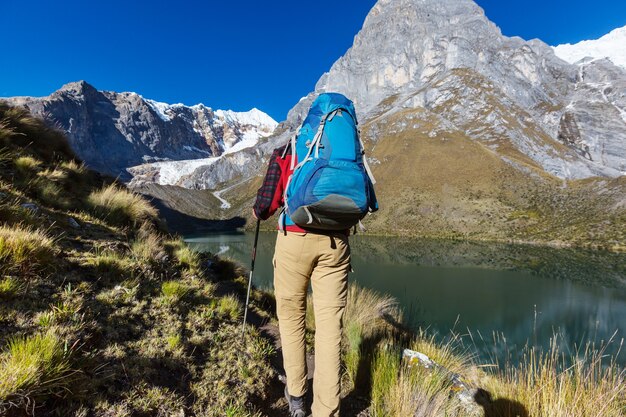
top-left (344, 283), bottom-right (625, 417)
top-left (0, 104), bottom-right (76, 162)
top-left (130, 228), bottom-right (165, 265)
top-left (0, 225), bottom-right (56, 274)
top-left (344, 284), bottom-right (402, 339)
top-left (479, 336), bottom-right (626, 417)
top-left (14, 156), bottom-right (41, 176)
top-left (88, 183), bottom-right (158, 227)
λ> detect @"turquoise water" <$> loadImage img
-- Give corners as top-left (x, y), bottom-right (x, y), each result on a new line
top-left (186, 231), bottom-right (626, 365)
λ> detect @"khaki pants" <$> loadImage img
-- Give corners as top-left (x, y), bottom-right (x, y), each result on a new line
top-left (273, 231), bottom-right (351, 417)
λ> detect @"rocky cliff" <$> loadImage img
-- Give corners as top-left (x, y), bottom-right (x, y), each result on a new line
top-left (126, 0), bottom-right (625, 247)
top-left (130, 0), bottom-right (625, 193)
top-left (2, 81), bottom-right (277, 177)
top-left (2, 0), bottom-right (625, 246)
top-left (289, 0), bottom-right (625, 178)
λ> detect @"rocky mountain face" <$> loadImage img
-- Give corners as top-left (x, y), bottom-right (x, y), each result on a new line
top-left (126, 0), bottom-right (625, 247)
top-left (131, 0), bottom-right (625, 195)
top-left (2, 81), bottom-right (277, 177)
top-left (289, 0), bottom-right (625, 178)
top-left (2, 0), bottom-right (624, 245)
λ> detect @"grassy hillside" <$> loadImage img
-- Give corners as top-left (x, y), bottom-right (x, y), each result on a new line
top-left (359, 105), bottom-right (625, 250)
top-left (0, 104), bottom-right (276, 416)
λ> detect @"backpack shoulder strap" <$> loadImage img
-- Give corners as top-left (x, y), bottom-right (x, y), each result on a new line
top-left (358, 132), bottom-right (377, 185)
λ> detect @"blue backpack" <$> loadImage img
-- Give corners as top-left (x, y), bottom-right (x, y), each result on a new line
top-left (281, 93), bottom-right (378, 231)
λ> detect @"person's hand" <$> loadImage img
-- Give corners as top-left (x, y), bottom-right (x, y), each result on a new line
top-left (252, 209), bottom-right (258, 220)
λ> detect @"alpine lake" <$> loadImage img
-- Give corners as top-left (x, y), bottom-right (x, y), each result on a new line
top-left (185, 232), bottom-right (626, 366)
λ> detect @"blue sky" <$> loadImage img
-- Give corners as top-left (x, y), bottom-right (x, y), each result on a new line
top-left (0, 0), bottom-right (624, 121)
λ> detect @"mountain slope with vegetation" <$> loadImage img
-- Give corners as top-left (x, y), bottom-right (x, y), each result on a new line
top-left (0, 104), bottom-right (276, 416)
top-left (358, 98), bottom-right (626, 250)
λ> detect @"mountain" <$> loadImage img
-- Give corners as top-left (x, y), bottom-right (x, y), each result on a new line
top-left (2, 0), bottom-right (624, 246)
top-left (135, 0), bottom-right (625, 192)
top-left (288, 0), bottom-right (625, 178)
top-left (127, 0), bottom-right (624, 247)
top-left (554, 25), bottom-right (626, 69)
top-left (1, 81), bottom-right (277, 177)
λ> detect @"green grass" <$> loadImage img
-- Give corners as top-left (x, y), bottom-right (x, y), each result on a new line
top-left (123, 383), bottom-right (186, 416)
top-left (36, 312), bottom-right (55, 328)
top-left (0, 200), bottom-right (37, 227)
top-left (0, 225), bottom-right (56, 274)
top-left (223, 402), bottom-right (262, 417)
top-left (509, 209), bottom-right (541, 221)
top-left (218, 294), bottom-right (242, 320)
top-left (161, 280), bottom-right (190, 303)
top-left (0, 333), bottom-right (74, 408)
top-left (370, 347), bottom-right (401, 416)
top-left (49, 300), bottom-right (83, 325)
top-left (82, 249), bottom-right (135, 277)
top-left (344, 321), bottom-right (363, 386)
top-left (248, 335), bottom-right (276, 362)
top-left (166, 238), bottom-right (202, 275)
top-left (32, 177), bottom-right (68, 208)
top-left (88, 183), bottom-right (158, 227)
top-left (0, 276), bottom-right (20, 299)
top-left (166, 334), bottom-right (182, 350)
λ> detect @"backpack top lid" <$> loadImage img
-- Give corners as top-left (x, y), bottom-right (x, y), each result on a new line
top-left (299, 93), bottom-right (358, 138)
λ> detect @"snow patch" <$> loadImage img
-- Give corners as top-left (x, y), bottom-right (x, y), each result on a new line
top-left (223, 132), bottom-right (260, 155)
top-left (146, 99), bottom-right (277, 133)
top-left (212, 189), bottom-right (231, 210)
top-left (183, 145), bottom-right (211, 155)
top-left (145, 99), bottom-right (173, 121)
top-left (553, 25), bottom-right (626, 69)
top-left (145, 157), bottom-right (220, 186)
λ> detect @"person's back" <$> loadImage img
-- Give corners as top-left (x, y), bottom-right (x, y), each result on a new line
top-left (253, 93), bottom-right (377, 417)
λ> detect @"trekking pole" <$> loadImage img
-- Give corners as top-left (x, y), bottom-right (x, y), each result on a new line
top-left (241, 218), bottom-right (261, 341)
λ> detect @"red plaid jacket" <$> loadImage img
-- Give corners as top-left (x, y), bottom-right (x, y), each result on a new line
top-left (253, 144), bottom-right (306, 232)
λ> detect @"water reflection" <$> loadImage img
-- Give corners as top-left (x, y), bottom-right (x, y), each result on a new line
top-left (186, 232), bottom-right (626, 365)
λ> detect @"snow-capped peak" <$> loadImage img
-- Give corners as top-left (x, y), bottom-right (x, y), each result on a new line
top-left (214, 108), bottom-right (278, 129)
top-left (144, 98), bottom-right (277, 130)
top-left (553, 25), bottom-right (626, 69)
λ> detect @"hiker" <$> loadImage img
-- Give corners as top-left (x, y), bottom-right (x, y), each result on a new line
top-left (253, 93), bottom-right (378, 417)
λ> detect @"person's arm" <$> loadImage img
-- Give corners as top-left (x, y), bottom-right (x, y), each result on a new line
top-left (253, 145), bottom-right (288, 220)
